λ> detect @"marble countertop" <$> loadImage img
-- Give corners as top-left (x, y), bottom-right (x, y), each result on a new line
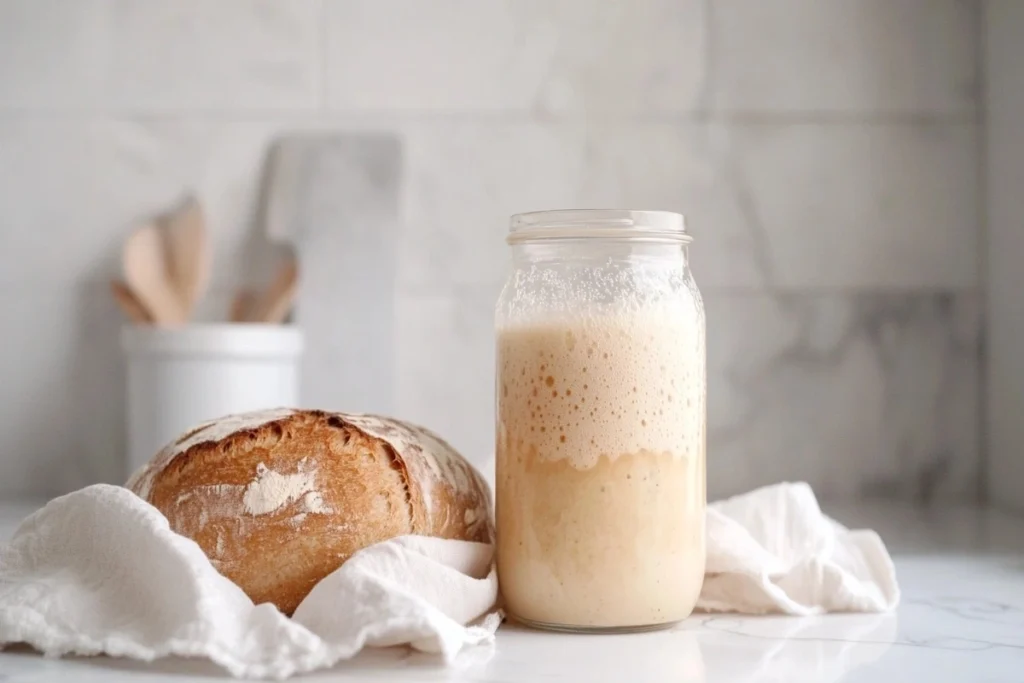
top-left (1, 499), bottom-right (1022, 682)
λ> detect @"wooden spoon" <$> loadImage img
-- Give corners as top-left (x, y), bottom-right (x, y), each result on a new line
top-left (122, 222), bottom-right (186, 326)
top-left (228, 288), bottom-right (258, 323)
top-left (110, 280), bottom-right (153, 324)
top-left (163, 196), bottom-right (210, 320)
top-left (252, 254), bottom-right (299, 324)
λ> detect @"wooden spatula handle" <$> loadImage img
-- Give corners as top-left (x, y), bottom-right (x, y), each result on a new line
top-left (163, 196), bottom-right (210, 321)
top-left (254, 256), bottom-right (299, 324)
top-left (122, 222), bottom-right (187, 326)
top-left (229, 289), bottom-right (258, 323)
top-left (110, 281), bottom-right (154, 324)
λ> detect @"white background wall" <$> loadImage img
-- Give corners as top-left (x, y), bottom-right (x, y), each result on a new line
top-left (0, 0), bottom-right (983, 502)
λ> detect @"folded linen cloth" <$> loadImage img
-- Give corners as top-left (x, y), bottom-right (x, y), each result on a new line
top-left (700, 482), bottom-right (899, 615)
top-left (0, 481), bottom-right (897, 679)
top-left (0, 485), bottom-right (499, 679)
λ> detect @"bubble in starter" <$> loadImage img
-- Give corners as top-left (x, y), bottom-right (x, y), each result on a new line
top-left (497, 303), bottom-right (705, 469)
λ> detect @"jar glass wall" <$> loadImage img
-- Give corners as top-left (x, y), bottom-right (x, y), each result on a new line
top-left (495, 210), bottom-right (707, 633)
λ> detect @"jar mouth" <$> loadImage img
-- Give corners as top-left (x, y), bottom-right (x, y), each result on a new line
top-left (508, 209), bottom-right (690, 245)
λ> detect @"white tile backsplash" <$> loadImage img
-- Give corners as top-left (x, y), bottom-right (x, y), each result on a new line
top-left (0, 0), bottom-right (105, 109)
top-left (0, 120), bottom-right (102, 286)
top-left (326, 0), bottom-right (707, 113)
top-left (398, 120), bottom-right (978, 292)
top-left (399, 121), bottom-right (583, 291)
top-left (0, 0), bottom-right (321, 112)
top-left (0, 0), bottom-right (984, 500)
top-left (706, 292), bottom-right (979, 502)
top-left (729, 122), bottom-right (979, 289)
top-left (104, 0), bottom-right (321, 111)
top-left (0, 287), bottom-right (125, 492)
top-left (708, 0), bottom-right (979, 116)
top-left (579, 122), bottom-right (979, 289)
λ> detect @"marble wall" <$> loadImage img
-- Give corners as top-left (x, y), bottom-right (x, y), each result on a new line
top-left (0, 0), bottom-right (983, 501)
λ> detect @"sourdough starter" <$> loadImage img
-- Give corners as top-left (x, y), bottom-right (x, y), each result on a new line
top-left (496, 305), bottom-right (706, 629)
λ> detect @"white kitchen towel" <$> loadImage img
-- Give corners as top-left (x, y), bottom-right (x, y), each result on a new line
top-left (701, 481), bottom-right (900, 615)
top-left (0, 484), bottom-right (499, 680)
top-left (0, 481), bottom-right (897, 679)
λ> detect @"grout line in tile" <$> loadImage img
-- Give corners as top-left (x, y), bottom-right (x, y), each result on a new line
top-left (0, 109), bottom-right (982, 126)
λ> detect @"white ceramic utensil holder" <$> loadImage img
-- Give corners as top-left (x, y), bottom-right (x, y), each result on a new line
top-left (121, 324), bottom-right (304, 477)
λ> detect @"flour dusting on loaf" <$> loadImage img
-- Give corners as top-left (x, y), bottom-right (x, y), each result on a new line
top-left (127, 408), bottom-right (494, 616)
top-left (174, 483), bottom-right (241, 507)
top-left (242, 460), bottom-right (331, 516)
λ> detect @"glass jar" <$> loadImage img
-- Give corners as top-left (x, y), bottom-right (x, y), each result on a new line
top-left (495, 209), bottom-right (706, 633)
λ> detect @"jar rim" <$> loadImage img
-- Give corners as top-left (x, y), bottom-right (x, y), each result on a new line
top-left (508, 209), bottom-right (690, 245)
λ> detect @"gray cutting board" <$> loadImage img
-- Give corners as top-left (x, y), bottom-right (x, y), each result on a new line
top-left (261, 134), bottom-right (401, 415)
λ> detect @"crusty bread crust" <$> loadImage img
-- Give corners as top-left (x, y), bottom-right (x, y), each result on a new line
top-left (127, 409), bottom-right (493, 615)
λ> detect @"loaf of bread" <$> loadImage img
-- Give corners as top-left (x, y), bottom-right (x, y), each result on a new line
top-left (127, 408), bottom-right (493, 615)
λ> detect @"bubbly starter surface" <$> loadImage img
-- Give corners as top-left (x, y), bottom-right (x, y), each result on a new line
top-left (496, 306), bottom-right (706, 629)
